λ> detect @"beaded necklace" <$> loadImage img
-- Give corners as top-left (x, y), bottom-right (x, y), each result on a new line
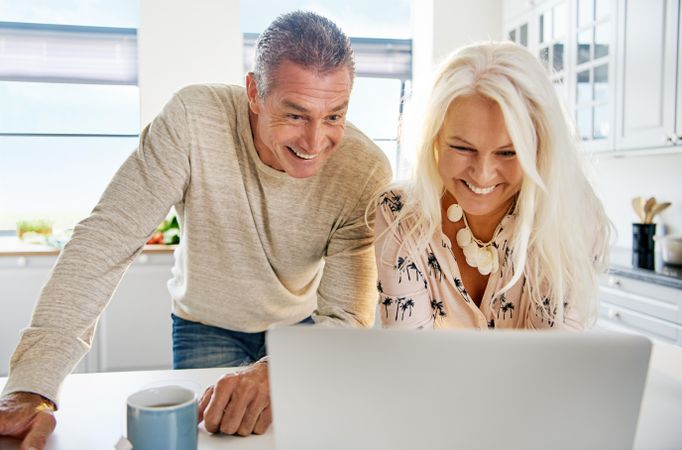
top-left (446, 203), bottom-right (510, 276)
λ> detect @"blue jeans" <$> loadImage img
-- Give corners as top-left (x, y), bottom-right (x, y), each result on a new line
top-left (171, 314), bottom-right (314, 369)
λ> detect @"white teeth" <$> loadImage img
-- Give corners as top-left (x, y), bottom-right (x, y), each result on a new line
top-left (465, 181), bottom-right (496, 195)
top-left (289, 147), bottom-right (319, 160)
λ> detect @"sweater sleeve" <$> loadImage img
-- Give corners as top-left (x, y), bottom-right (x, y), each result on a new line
top-left (1, 90), bottom-right (193, 405)
top-left (313, 158), bottom-right (392, 328)
top-left (374, 194), bottom-right (435, 329)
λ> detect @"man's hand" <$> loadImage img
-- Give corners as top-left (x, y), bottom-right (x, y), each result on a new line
top-left (0, 392), bottom-right (56, 450)
top-left (197, 361), bottom-right (271, 436)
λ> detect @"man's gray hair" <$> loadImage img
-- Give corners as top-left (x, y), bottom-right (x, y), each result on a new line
top-left (252, 11), bottom-right (355, 98)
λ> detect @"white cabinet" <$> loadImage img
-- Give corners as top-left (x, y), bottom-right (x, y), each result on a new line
top-left (598, 274), bottom-right (682, 345)
top-left (0, 252), bottom-right (174, 376)
top-left (96, 252), bottom-right (173, 372)
top-left (615, 0), bottom-right (679, 150)
top-left (571, 0), bottom-right (618, 152)
top-left (503, 0), bottom-right (682, 154)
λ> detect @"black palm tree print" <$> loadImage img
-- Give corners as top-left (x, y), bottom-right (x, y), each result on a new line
top-left (381, 296), bottom-right (393, 318)
top-left (394, 297), bottom-right (406, 321)
top-left (502, 241), bottom-right (513, 273)
top-left (453, 277), bottom-right (471, 303)
top-left (399, 298), bottom-right (415, 320)
top-left (395, 257), bottom-right (424, 284)
top-left (379, 190), bottom-right (404, 213)
top-left (495, 293), bottom-right (515, 320)
top-left (430, 298), bottom-right (447, 319)
top-left (501, 301), bottom-right (515, 320)
top-left (377, 280), bottom-right (383, 293)
top-left (426, 251), bottom-right (443, 281)
top-left (538, 297), bottom-right (557, 327)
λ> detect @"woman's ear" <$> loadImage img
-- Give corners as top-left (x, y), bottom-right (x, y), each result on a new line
top-left (245, 72), bottom-right (261, 114)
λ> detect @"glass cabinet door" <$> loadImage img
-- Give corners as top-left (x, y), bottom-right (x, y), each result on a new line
top-left (572, 0), bottom-right (616, 151)
top-left (507, 19), bottom-right (530, 48)
top-left (537, 0), bottom-right (570, 105)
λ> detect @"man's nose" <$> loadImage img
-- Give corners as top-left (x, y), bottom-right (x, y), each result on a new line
top-left (302, 122), bottom-right (326, 153)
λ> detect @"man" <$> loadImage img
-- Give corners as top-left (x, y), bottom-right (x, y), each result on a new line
top-left (0, 11), bottom-right (391, 449)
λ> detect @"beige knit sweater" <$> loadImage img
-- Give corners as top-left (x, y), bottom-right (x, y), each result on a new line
top-left (2, 84), bottom-right (392, 404)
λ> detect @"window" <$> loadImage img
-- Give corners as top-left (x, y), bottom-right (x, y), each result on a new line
top-left (0, 1), bottom-right (139, 233)
top-left (241, 0), bottom-right (412, 178)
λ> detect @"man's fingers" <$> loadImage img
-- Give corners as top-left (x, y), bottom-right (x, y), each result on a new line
top-left (197, 386), bottom-right (214, 422)
top-left (236, 391), bottom-right (269, 436)
top-left (220, 384), bottom-right (255, 435)
top-left (203, 374), bottom-right (237, 433)
top-left (20, 410), bottom-right (56, 450)
top-left (253, 405), bottom-right (272, 435)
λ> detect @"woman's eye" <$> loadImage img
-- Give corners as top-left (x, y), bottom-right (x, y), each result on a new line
top-left (498, 150), bottom-right (517, 157)
top-left (450, 145), bottom-right (474, 152)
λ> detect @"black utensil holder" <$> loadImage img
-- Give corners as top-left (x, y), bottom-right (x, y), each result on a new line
top-left (632, 223), bottom-right (656, 270)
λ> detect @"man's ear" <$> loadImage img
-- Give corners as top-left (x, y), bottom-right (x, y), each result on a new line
top-left (245, 72), bottom-right (260, 114)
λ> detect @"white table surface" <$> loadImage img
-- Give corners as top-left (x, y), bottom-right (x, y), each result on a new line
top-left (1, 348), bottom-right (681, 450)
top-left (0, 367), bottom-right (272, 450)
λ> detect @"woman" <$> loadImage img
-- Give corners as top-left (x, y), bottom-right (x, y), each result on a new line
top-left (375, 42), bottom-right (611, 330)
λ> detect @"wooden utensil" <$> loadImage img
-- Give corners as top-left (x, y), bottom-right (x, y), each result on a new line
top-left (647, 201), bottom-right (671, 223)
top-left (643, 197), bottom-right (657, 223)
top-left (631, 196), bottom-right (645, 222)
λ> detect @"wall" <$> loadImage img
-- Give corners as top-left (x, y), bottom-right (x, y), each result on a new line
top-left (412, 0), bottom-right (503, 89)
top-left (592, 152), bottom-right (682, 248)
top-left (138, 0), bottom-right (244, 127)
top-left (406, 0), bottom-right (502, 178)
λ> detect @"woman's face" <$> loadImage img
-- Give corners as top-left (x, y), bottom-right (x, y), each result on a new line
top-left (437, 94), bottom-right (524, 220)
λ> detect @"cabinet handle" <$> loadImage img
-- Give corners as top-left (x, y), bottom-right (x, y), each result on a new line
top-left (607, 308), bottom-right (621, 320)
top-left (607, 276), bottom-right (621, 287)
top-left (666, 134), bottom-right (680, 144)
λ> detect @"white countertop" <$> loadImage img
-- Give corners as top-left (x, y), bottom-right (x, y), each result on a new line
top-left (0, 367), bottom-right (272, 450)
top-left (1, 344), bottom-right (681, 450)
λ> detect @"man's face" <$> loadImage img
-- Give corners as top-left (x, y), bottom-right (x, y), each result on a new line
top-left (246, 60), bottom-right (353, 178)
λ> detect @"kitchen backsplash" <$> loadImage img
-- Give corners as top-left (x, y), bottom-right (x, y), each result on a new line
top-left (591, 152), bottom-right (682, 249)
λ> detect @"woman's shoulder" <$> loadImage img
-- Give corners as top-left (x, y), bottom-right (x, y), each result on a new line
top-left (377, 187), bottom-right (409, 218)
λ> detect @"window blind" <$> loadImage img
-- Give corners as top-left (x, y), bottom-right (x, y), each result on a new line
top-left (0, 22), bottom-right (137, 85)
top-left (242, 33), bottom-right (412, 80)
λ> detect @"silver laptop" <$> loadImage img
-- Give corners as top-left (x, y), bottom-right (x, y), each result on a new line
top-left (266, 327), bottom-right (651, 450)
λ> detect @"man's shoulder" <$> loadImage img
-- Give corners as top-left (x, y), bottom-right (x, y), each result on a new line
top-left (332, 122), bottom-right (392, 179)
top-left (174, 84), bottom-right (246, 112)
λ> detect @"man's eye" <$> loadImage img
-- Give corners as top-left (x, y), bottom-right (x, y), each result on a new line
top-left (288, 114), bottom-right (303, 120)
top-left (328, 114), bottom-right (342, 122)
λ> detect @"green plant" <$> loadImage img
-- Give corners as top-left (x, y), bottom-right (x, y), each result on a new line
top-left (16, 219), bottom-right (53, 239)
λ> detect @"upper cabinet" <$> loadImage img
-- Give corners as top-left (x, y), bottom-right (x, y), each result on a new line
top-left (537, 0), bottom-right (570, 104)
top-left (504, 0), bottom-right (682, 154)
top-left (615, 0), bottom-right (679, 150)
top-left (572, 0), bottom-right (617, 152)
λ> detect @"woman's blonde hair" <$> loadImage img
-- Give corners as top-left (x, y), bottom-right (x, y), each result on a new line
top-left (387, 41), bottom-right (611, 326)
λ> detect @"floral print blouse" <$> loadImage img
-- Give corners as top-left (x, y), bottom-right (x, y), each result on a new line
top-left (374, 190), bottom-right (582, 330)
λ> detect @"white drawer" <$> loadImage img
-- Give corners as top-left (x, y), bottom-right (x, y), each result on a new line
top-left (599, 274), bottom-right (682, 325)
top-left (599, 301), bottom-right (680, 345)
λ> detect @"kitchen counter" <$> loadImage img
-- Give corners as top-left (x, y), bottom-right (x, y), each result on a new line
top-left (609, 246), bottom-right (682, 290)
top-left (0, 236), bottom-right (176, 257)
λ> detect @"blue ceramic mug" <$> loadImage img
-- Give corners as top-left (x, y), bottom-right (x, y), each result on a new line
top-left (126, 385), bottom-right (198, 450)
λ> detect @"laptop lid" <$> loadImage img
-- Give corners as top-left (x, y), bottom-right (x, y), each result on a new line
top-left (266, 327), bottom-right (651, 450)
